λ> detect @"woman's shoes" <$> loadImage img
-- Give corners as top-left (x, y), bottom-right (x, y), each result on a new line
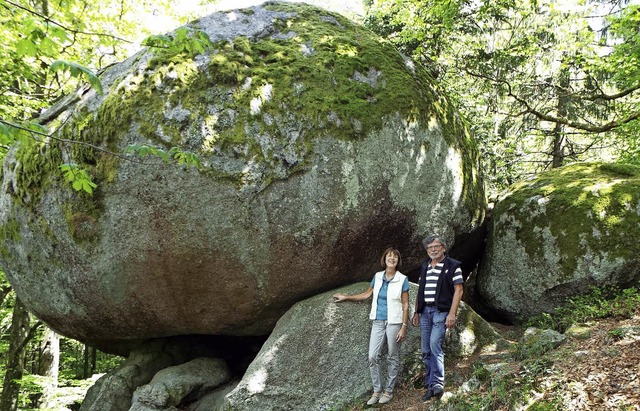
top-left (378, 392), bottom-right (393, 404)
top-left (366, 391), bottom-right (393, 405)
top-left (366, 392), bottom-right (381, 405)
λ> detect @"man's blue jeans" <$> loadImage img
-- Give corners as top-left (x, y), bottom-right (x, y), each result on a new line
top-left (420, 306), bottom-right (447, 389)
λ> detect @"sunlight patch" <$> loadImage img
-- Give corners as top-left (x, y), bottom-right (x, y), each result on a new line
top-left (250, 83), bottom-right (273, 115)
top-left (246, 334), bottom-right (288, 394)
top-left (246, 368), bottom-right (268, 394)
top-left (446, 147), bottom-right (463, 203)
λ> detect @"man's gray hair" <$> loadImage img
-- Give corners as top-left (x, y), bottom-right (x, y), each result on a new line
top-left (422, 235), bottom-right (447, 249)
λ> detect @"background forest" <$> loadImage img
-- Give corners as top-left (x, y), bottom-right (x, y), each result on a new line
top-left (0, 0), bottom-right (638, 409)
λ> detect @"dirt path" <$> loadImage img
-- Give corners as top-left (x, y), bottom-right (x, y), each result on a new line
top-left (353, 318), bottom-right (640, 410)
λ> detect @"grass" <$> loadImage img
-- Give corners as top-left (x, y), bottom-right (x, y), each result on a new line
top-left (526, 286), bottom-right (640, 332)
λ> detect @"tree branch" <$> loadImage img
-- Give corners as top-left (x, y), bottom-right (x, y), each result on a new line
top-left (4, 0), bottom-right (133, 44)
top-left (467, 69), bottom-right (640, 133)
top-left (0, 119), bottom-right (165, 166)
top-left (583, 83), bottom-right (640, 101)
top-left (16, 320), bottom-right (43, 353)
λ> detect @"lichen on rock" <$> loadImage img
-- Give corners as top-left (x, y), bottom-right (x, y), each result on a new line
top-left (0, 2), bottom-right (485, 348)
top-left (477, 162), bottom-right (640, 323)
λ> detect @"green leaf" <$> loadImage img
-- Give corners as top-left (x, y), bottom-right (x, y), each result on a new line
top-left (39, 36), bottom-right (59, 57)
top-left (50, 60), bottom-right (104, 95)
top-left (81, 180), bottom-right (97, 194)
top-left (49, 26), bottom-right (69, 43)
top-left (15, 38), bottom-right (37, 57)
top-left (0, 123), bottom-right (14, 145)
top-left (72, 179), bottom-right (83, 191)
top-left (59, 163), bottom-right (97, 195)
top-left (142, 34), bottom-right (172, 48)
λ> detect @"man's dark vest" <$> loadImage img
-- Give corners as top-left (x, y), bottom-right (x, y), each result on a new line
top-left (415, 256), bottom-right (462, 314)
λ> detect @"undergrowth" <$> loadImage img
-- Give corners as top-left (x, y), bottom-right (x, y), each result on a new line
top-left (526, 286), bottom-right (640, 332)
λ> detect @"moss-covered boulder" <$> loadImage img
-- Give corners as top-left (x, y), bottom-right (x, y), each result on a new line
top-left (477, 163), bottom-right (640, 322)
top-left (0, 2), bottom-right (484, 347)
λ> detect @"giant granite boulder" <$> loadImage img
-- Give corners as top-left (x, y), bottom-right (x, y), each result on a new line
top-left (225, 283), bottom-right (500, 410)
top-left (477, 163), bottom-right (640, 322)
top-left (0, 2), bottom-right (484, 347)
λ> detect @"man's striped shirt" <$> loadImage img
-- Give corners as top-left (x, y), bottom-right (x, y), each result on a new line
top-left (423, 262), bottom-right (464, 304)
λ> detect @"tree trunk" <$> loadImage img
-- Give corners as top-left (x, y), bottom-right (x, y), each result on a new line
top-left (0, 297), bottom-right (31, 411)
top-left (83, 344), bottom-right (90, 379)
top-left (37, 326), bottom-right (60, 408)
top-left (90, 346), bottom-right (97, 375)
top-left (551, 57), bottom-right (570, 168)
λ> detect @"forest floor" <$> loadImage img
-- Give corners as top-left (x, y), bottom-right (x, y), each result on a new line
top-left (353, 314), bottom-right (640, 411)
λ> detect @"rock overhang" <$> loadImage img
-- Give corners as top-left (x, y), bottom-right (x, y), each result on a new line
top-left (0, 2), bottom-right (486, 347)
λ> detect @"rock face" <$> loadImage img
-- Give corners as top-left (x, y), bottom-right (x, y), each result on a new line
top-left (0, 2), bottom-right (484, 346)
top-left (225, 283), bottom-right (501, 410)
top-left (225, 283), bottom-right (420, 410)
top-left (477, 163), bottom-right (640, 323)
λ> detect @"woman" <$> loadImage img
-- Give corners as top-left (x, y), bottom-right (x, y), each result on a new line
top-left (333, 247), bottom-right (410, 405)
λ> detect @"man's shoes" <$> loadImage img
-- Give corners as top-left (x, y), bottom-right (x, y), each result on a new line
top-left (432, 385), bottom-right (444, 398)
top-left (378, 392), bottom-right (393, 404)
top-left (421, 386), bottom-right (444, 402)
top-left (366, 392), bottom-right (381, 405)
top-left (421, 389), bottom-right (434, 402)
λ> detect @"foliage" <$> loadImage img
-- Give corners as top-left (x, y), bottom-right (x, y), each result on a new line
top-left (15, 374), bottom-right (46, 409)
top-left (142, 26), bottom-right (214, 58)
top-left (0, 293), bottom-right (124, 408)
top-left (58, 339), bottom-right (124, 380)
top-left (1, 0), bottom-right (132, 122)
top-left (49, 60), bottom-right (103, 96)
top-left (59, 163), bottom-right (97, 194)
top-left (0, 0), bottom-right (213, 191)
top-left (364, 0), bottom-right (640, 194)
top-left (526, 286), bottom-right (640, 332)
top-left (125, 144), bottom-right (203, 170)
top-left (438, 358), bottom-right (554, 410)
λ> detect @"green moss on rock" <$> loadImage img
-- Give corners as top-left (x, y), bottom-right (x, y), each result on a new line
top-left (10, 2), bottom-right (483, 219)
top-left (0, 217), bottom-right (20, 260)
top-left (12, 140), bottom-right (63, 207)
top-left (496, 162), bottom-right (640, 275)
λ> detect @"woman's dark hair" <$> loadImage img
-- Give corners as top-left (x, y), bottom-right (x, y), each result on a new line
top-left (380, 247), bottom-right (402, 269)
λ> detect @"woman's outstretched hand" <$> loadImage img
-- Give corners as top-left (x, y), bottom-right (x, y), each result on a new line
top-left (332, 293), bottom-right (347, 302)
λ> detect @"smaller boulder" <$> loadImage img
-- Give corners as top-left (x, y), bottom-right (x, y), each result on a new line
top-left (445, 301), bottom-right (504, 356)
top-left (187, 382), bottom-right (238, 411)
top-left (130, 357), bottom-right (230, 411)
top-left (565, 324), bottom-right (592, 339)
top-left (477, 163), bottom-right (640, 322)
top-left (80, 341), bottom-right (186, 411)
top-left (517, 327), bottom-right (566, 357)
top-left (225, 282), bottom-right (501, 410)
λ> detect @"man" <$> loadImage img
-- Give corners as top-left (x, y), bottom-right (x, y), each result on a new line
top-left (411, 235), bottom-right (464, 402)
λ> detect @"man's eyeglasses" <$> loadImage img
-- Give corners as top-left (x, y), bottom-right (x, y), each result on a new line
top-left (426, 245), bottom-right (443, 251)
